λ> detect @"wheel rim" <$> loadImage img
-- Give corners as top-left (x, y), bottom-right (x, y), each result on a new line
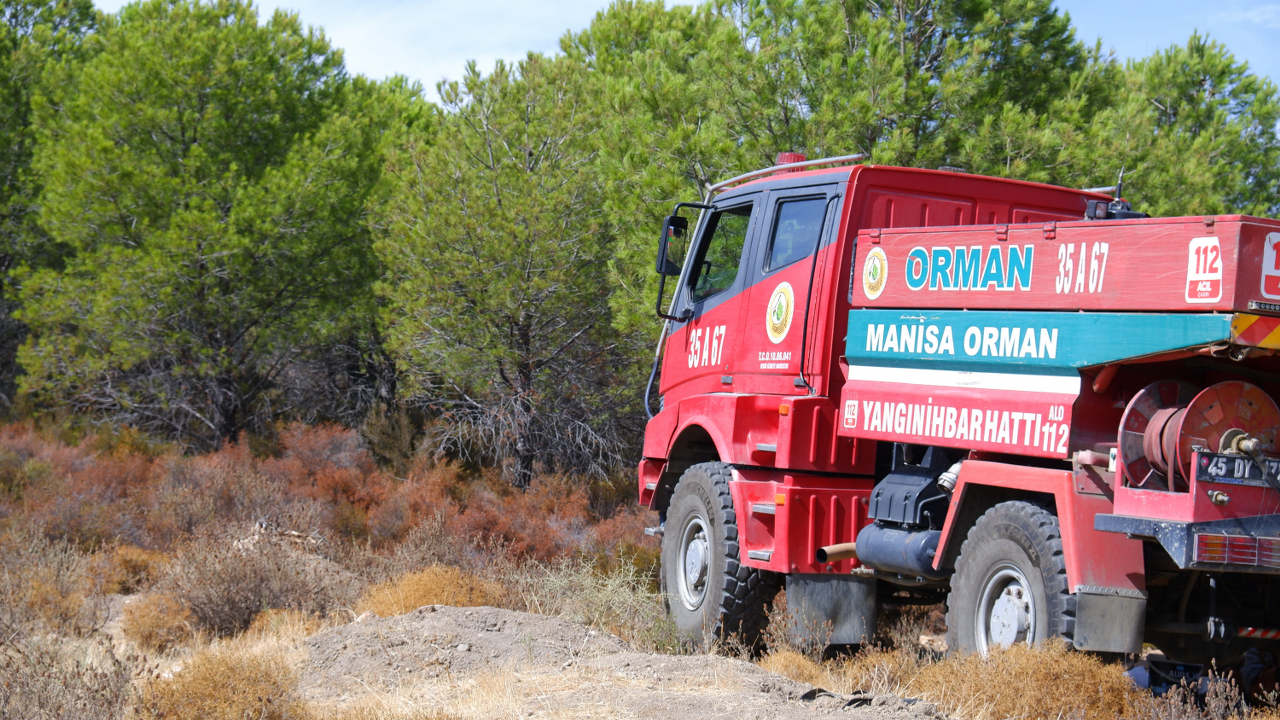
top-left (974, 562), bottom-right (1035, 654)
top-left (676, 512), bottom-right (710, 611)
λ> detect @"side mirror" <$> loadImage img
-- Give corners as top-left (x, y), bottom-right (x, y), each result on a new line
top-left (655, 215), bottom-right (687, 276)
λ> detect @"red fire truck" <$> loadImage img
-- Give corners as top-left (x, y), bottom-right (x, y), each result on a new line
top-left (639, 153), bottom-right (1280, 662)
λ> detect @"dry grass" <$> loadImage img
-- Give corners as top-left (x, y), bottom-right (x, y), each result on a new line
top-left (311, 708), bottom-right (461, 720)
top-left (910, 643), bottom-right (1140, 719)
top-left (354, 565), bottom-right (505, 617)
top-left (138, 647), bottom-right (307, 720)
top-left (760, 645), bottom-right (930, 696)
top-left (760, 641), bottom-right (1280, 720)
top-left (122, 592), bottom-right (193, 652)
top-left (103, 544), bottom-right (171, 594)
top-left (763, 643), bottom-right (1141, 720)
top-left (247, 608), bottom-right (329, 639)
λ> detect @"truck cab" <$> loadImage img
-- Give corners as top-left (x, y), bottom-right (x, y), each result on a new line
top-left (641, 154), bottom-right (1280, 668)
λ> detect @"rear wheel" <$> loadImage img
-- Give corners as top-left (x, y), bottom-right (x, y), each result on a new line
top-left (946, 501), bottom-right (1075, 654)
top-left (660, 461), bottom-right (780, 649)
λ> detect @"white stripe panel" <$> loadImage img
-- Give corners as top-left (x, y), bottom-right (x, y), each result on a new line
top-left (846, 364), bottom-right (1081, 395)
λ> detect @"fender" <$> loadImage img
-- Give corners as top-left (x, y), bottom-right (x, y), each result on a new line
top-left (642, 405), bottom-right (680, 460)
top-left (641, 394), bottom-right (786, 511)
top-left (672, 393), bottom-right (786, 466)
top-left (935, 460), bottom-right (1145, 595)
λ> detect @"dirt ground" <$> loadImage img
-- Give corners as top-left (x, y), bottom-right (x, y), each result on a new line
top-left (296, 604), bottom-right (943, 719)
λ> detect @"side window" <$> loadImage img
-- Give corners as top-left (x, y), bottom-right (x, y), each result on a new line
top-left (689, 204), bottom-right (752, 303)
top-left (766, 197), bottom-right (827, 272)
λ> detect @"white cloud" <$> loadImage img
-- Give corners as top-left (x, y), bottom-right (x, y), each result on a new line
top-left (1215, 4), bottom-right (1280, 29)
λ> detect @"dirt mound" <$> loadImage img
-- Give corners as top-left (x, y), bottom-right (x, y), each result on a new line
top-left (302, 604), bottom-right (627, 698)
top-left (299, 605), bottom-right (943, 719)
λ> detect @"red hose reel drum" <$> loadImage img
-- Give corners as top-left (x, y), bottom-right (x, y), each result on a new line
top-left (1119, 380), bottom-right (1280, 490)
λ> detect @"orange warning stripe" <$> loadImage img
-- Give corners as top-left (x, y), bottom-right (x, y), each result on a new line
top-left (1231, 313), bottom-right (1280, 349)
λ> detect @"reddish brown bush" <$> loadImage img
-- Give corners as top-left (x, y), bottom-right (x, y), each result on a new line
top-left (0, 422), bottom-right (653, 582)
top-left (451, 474), bottom-right (595, 563)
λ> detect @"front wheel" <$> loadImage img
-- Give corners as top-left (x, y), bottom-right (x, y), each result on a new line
top-left (946, 501), bottom-right (1075, 655)
top-left (660, 462), bottom-right (780, 649)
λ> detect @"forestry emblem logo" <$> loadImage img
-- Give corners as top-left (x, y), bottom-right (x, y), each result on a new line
top-left (863, 247), bottom-right (887, 300)
top-left (766, 282), bottom-right (794, 344)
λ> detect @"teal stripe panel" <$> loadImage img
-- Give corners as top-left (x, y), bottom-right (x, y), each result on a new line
top-left (845, 310), bottom-right (1233, 373)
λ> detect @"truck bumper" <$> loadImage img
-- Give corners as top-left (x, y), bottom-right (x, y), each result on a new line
top-left (1096, 513), bottom-right (1280, 573)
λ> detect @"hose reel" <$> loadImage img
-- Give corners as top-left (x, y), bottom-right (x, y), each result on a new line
top-left (1118, 380), bottom-right (1280, 490)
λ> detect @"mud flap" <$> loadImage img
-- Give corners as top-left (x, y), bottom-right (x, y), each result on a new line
top-left (1073, 586), bottom-right (1146, 653)
top-left (785, 574), bottom-right (878, 645)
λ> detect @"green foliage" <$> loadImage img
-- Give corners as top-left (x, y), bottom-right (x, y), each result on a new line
top-left (375, 56), bottom-right (636, 486)
top-left (17, 0), bottom-right (423, 448)
top-left (0, 0), bottom-right (97, 411)
top-left (1107, 35), bottom-right (1280, 217)
top-left (955, 33), bottom-right (1280, 216)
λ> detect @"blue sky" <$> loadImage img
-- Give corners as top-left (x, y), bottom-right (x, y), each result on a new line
top-left (92, 0), bottom-right (1280, 95)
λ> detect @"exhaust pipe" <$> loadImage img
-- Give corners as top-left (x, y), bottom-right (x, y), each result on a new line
top-left (815, 542), bottom-right (858, 563)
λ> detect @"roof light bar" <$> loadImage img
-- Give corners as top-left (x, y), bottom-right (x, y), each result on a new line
top-left (708, 154), bottom-right (867, 194)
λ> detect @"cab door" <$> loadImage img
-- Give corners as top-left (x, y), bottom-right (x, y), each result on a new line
top-left (659, 194), bottom-right (761, 398)
top-left (734, 186), bottom-right (841, 396)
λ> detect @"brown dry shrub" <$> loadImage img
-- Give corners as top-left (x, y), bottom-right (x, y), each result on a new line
top-left (138, 648), bottom-right (305, 720)
top-left (762, 643), bottom-right (1153, 720)
top-left (761, 645), bottom-right (927, 695)
top-left (0, 527), bottom-right (108, 636)
top-left (0, 636), bottom-right (134, 719)
top-left (758, 648), bottom-right (834, 688)
top-left (122, 593), bottom-right (192, 652)
top-left (909, 643), bottom-right (1140, 719)
top-left (245, 608), bottom-right (326, 639)
top-left (355, 565), bottom-right (504, 617)
top-left (97, 544), bottom-right (171, 595)
top-left (162, 532), bottom-right (360, 636)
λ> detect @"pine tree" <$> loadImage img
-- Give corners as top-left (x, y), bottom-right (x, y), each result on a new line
top-left (375, 56), bottom-right (634, 487)
top-left (18, 0), bottom-right (418, 448)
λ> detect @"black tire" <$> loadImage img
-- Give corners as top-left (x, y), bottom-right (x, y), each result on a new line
top-left (945, 501), bottom-right (1075, 654)
top-left (660, 461), bottom-right (780, 649)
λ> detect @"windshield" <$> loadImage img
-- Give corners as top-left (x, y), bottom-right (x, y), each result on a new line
top-left (689, 204), bottom-right (752, 303)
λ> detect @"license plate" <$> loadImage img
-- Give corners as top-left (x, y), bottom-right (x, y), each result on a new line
top-left (1196, 451), bottom-right (1280, 488)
